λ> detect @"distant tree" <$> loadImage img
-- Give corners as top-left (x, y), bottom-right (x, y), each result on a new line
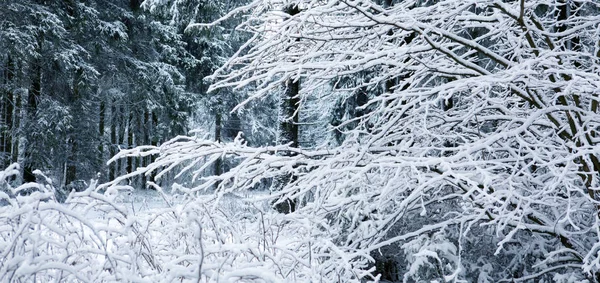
top-left (143, 0), bottom-right (259, 185)
top-left (0, 0), bottom-right (195, 188)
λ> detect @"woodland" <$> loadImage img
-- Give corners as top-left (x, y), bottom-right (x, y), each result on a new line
top-left (2, 0), bottom-right (600, 282)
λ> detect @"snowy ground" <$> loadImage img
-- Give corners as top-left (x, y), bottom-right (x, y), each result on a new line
top-left (115, 188), bottom-right (174, 215)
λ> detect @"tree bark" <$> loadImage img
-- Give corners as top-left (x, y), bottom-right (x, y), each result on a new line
top-left (65, 137), bottom-right (77, 185)
top-left (126, 111), bottom-right (133, 174)
top-left (214, 111), bottom-right (222, 190)
top-left (65, 68), bottom-right (83, 186)
top-left (1, 56), bottom-right (14, 169)
top-left (277, 79), bottom-right (300, 148)
top-left (98, 99), bottom-right (105, 180)
top-left (109, 100), bottom-right (117, 181)
top-left (21, 55), bottom-right (41, 183)
top-left (273, 5), bottom-right (302, 213)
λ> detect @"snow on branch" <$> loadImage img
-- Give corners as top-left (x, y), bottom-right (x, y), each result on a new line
top-left (126, 0), bottom-right (600, 281)
top-left (57, 0), bottom-right (600, 281)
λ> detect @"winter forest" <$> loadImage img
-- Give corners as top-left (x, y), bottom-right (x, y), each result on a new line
top-left (1, 0), bottom-right (600, 282)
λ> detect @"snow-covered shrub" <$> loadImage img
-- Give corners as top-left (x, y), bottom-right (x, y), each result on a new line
top-left (0, 164), bottom-right (159, 282)
top-left (2, 162), bottom-right (346, 281)
top-left (131, 193), bottom-right (318, 281)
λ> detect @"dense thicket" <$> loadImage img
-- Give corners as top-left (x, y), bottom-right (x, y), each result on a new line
top-left (115, 0), bottom-right (600, 281)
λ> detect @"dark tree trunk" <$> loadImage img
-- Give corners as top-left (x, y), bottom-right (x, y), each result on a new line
top-left (134, 113), bottom-right (141, 187)
top-left (130, 0), bottom-right (142, 11)
top-left (273, 78), bottom-right (300, 214)
top-left (1, 56), bottom-right (15, 168)
top-left (109, 100), bottom-right (117, 181)
top-left (12, 88), bottom-right (21, 165)
top-left (273, 5), bottom-right (302, 213)
top-left (224, 112), bottom-right (241, 141)
top-left (98, 100), bottom-right (105, 180)
top-left (29, 63), bottom-right (40, 111)
top-left (556, 0), bottom-right (580, 52)
top-left (117, 105), bottom-right (126, 176)
top-left (65, 69), bottom-right (83, 185)
top-left (22, 57), bottom-right (41, 183)
top-left (277, 79), bottom-right (300, 148)
top-left (126, 112), bottom-right (133, 174)
top-left (65, 137), bottom-right (77, 185)
top-left (214, 111), bottom-right (222, 189)
top-left (141, 109), bottom-right (150, 188)
top-left (148, 111), bottom-right (158, 185)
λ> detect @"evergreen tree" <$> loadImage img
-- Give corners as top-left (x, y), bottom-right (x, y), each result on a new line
top-left (0, 0), bottom-right (195, 187)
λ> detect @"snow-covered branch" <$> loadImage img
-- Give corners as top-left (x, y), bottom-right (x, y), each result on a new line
top-left (108, 0), bottom-right (600, 281)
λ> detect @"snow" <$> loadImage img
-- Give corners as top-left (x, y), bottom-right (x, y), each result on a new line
top-left (1, 165), bottom-right (316, 282)
top-left (4, 0), bottom-right (600, 281)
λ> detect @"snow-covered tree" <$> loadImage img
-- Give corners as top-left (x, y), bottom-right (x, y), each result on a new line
top-left (142, 0), bottom-right (275, 183)
top-left (110, 0), bottom-right (600, 281)
top-left (0, 0), bottom-right (196, 187)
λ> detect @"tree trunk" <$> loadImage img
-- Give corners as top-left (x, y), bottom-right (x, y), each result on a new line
top-left (279, 5), bottom-right (301, 149)
top-left (214, 111), bottom-right (222, 190)
top-left (1, 56), bottom-right (14, 169)
top-left (0, 92), bottom-right (8, 168)
top-left (126, 112), bottom-right (133, 174)
top-left (21, 57), bottom-right (41, 184)
top-left (65, 137), bottom-right (77, 185)
top-left (134, 113), bottom-right (141, 187)
top-left (17, 90), bottom-right (28, 184)
top-left (273, 78), bottom-right (300, 213)
top-left (141, 108), bottom-right (150, 188)
top-left (98, 99), bottom-right (105, 180)
top-left (117, 104), bottom-right (126, 177)
top-left (109, 100), bottom-right (117, 181)
top-left (272, 5), bottom-right (302, 213)
top-left (65, 68), bottom-right (83, 186)
top-left (277, 79), bottom-right (300, 148)
top-left (557, 0), bottom-right (580, 52)
top-left (12, 87), bottom-right (21, 166)
top-left (147, 111), bottom-right (159, 185)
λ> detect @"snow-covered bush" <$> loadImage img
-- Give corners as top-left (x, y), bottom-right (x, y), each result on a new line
top-left (132, 193), bottom-right (319, 281)
top-left (1, 163), bottom-right (330, 282)
top-left (0, 164), bottom-right (161, 282)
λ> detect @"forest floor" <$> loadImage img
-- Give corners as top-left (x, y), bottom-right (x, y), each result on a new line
top-left (116, 188), bottom-right (174, 214)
